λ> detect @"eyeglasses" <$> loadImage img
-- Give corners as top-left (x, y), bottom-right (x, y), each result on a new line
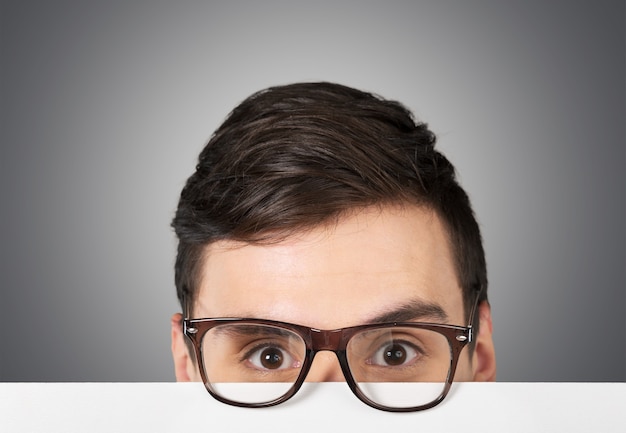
top-left (183, 288), bottom-right (481, 412)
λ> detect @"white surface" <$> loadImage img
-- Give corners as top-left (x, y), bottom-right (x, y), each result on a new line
top-left (1, 382), bottom-right (623, 432)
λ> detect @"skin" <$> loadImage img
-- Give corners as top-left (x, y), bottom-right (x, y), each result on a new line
top-left (171, 204), bottom-right (496, 384)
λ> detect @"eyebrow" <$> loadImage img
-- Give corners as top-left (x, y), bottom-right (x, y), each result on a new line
top-left (214, 324), bottom-right (296, 339)
top-left (365, 299), bottom-right (448, 324)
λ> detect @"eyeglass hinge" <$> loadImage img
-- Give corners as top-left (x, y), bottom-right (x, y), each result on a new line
top-left (456, 327), bottom-right (472, 343)
top-left (187, 327), bottom-right (198, 334)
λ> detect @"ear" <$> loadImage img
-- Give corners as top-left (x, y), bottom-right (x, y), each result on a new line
top-left (471, 301), bottom-right (497, 381)
top-left (171, 313), bottom-right (195, 382)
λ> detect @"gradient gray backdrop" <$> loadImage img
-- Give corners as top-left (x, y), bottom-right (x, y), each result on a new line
top-left (1, 1), bottom-right (624, 382)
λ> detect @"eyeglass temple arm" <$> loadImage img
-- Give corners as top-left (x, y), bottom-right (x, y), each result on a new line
top-left (467, 284), bottom-right (484, 329)
top-left (182, 290), bottom-right (190, 320)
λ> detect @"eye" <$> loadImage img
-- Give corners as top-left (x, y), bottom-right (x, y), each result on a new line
top-left (246, 345), bottom-right (300, 371)
top-left (367, 340), bottom-right (421, 367)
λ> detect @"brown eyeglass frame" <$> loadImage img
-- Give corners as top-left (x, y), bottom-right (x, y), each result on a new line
top-left (183, 287), bottom-right (482, 413)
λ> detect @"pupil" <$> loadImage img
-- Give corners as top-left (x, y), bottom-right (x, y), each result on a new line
top-left (260, 348), bottom-right (283, 369)
top-left (384, 344), bottom-right (406, 366)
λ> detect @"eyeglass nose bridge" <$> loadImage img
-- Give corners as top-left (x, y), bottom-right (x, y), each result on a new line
top-left (309, 328), bottom-right (345, 351)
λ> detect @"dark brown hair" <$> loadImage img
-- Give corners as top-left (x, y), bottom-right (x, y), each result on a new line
top-left (172, 82), bottom-right (487, 322)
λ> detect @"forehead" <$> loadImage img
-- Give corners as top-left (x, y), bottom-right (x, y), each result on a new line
top-left (194, 205), bottom-right (464, 328)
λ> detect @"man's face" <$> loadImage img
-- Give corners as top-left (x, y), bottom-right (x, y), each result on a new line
top-left (172, 204), bottom-right (495, 383)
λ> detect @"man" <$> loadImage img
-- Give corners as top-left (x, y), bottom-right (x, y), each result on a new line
top-left (170, 82), bottom-right (496, 412)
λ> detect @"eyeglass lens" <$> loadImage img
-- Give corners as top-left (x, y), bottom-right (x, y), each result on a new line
top-left (200, 323), bottom-right (452, 409)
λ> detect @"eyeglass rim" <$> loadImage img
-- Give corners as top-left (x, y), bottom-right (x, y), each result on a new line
top-left (182, 285), bottom-right (482, 412)
top-left (183, 286), bottom-right (482, 412)
top-left (185, 318), bottom-right (472, 412)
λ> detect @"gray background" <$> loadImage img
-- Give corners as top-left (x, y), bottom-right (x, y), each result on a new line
top-left (1, 1), bottom-right (624, 382)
